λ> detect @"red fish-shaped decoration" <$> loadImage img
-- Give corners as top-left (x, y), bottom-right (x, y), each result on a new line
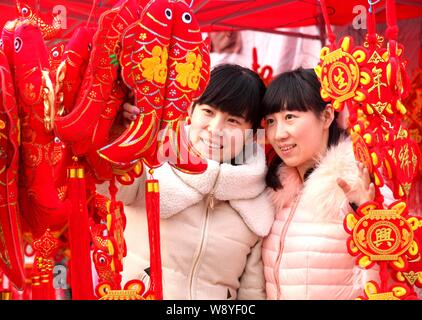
top-left (0, 49), bottom-right (25, 290)
top-left (13, 23), bottom-right (69, 238)
top-left (98, 0), bottom-right (210, 174)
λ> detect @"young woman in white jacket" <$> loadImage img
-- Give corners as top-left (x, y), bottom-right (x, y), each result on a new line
top-left (113, 64), bottom-right (275, 300)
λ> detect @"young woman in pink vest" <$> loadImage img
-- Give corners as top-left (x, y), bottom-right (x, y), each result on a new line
top-left (261, 67), bottom-right (379, 300)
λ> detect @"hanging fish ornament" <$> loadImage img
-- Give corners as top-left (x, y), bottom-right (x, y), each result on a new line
top-left (98, 0), bottom-right (210, 174)
top-left (16, 1), bottom-right (62, 40)
top-left (13, 22), bottom-right (69, 238)
top-left (0, 48), bottom-right (25, 290)
top-left (54, 26), bottom-right (96, 116)
top-left (53, 0), bottom-right (139, 153)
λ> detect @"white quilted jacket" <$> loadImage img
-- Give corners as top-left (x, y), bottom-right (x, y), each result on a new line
top-left (108, 144), bottom-right (275, 300)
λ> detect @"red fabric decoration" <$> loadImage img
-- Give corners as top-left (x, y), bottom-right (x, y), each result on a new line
top-left (316, 2), bottom-right (421, 199)
top-left (13, 22), bottom-right (69, 238)
top-left (48, 42), bottom-right (65, 78)
top-left (72, 0), bottom-right (139, 160)
top-left (31, 229), bottom-right (60, 300)
top-left (0, 49), bottom-right (25, 290)
top-left (145, 178), bottom-right (162, 300)
top-left (384, 133), bottom-right (421, 199)
top-left (317, 0), bottom-right (422, 299)
top-left (98, 0), bottom-right (210, 174)
top-left (54, 0), bottom-right (139, 153)
top-left (357, 280), bottom-right (417, 300)
top-left (48, 41), bottom-right (66, 117)
top-left (393, 220), bottom-right (422, 289)
top-left (97, 279), bottom-right (147, 300)
top-left (15, 1), bottom-right (61, 40)
top-left (56, 26), bottom-right (95, 115)
top-left (403, 70), bottom-right (422, 215)
top-left (90, 185), bottom-right (128, 299)
top-left (113, 161), bottom-right (144, 186)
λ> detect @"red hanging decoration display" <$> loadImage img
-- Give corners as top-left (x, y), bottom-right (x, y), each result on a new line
top-left (344, 201), bottom-right (418, 271)
top-left (316, 0), bottom-right (422, 299)
top-left (0, 0), bottom-right (210, 300)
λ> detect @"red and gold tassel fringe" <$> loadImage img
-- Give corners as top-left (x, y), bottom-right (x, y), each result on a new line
top-left (145, 176), bottom-right (163, 300)
top-left (67, 161), bottom-right (94, 299)
top-left (30, 229), bottom-right (59, 300)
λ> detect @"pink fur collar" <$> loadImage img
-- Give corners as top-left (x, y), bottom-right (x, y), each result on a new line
top-left (268, 166), bottom-right (302, 213)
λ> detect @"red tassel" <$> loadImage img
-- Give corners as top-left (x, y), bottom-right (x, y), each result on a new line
top-left (67, 161), bottom-right (94, 299)
top-left (30, 229), bottom-right (59, 300)
top-left (379, 261), bottom-right (389, 292)
top-left (31, 256), bottom-right (55, 300)
top-left (145, 177), bottom-right (163, 300)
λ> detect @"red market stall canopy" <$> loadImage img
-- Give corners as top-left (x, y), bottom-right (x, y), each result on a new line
top-left (192, 0), bottom-right (422, 32)
top-left (0, 0), bottom-right (421, 38)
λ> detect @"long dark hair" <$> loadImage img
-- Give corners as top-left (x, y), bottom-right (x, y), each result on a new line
top-left (194, 63), bottom-right (266, 130)
top-left (263, 67), bottom-right (346, 190)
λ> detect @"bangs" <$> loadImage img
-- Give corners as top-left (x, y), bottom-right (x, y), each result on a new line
top-left (196, 64), bottom-right (265, 128)
top-left (200, 80), bottom-right (258, 120)
top-left (262, 68), bottom-right (326, 117)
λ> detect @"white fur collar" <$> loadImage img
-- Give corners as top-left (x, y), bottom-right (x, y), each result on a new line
top-left (156, 144), bottom-right (275, 236)
top-left (270, 137), bottom-right (361, 221)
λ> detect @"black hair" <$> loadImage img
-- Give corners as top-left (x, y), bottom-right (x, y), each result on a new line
top-left (194, 63), bottom-right (265, 130)
top-left (263, 67), bottom-right (346, 190)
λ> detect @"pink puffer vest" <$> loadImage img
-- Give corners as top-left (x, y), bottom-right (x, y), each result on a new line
top-left (262, 139), bottom-right (378, 300)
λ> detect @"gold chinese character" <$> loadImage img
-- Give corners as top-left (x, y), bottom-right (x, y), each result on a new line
top-left (398, 144), bottom-right (411, 175)
top-left (334, 68), bottom-right (347, 90)
top-left (175, 52), bottom-right (202, 90)
top-left (374, 227), bottom-right (394, 247)
top-left (368, 66), bottom-right (387, 99)
top-left (140, 46), bottom-right (168, 84)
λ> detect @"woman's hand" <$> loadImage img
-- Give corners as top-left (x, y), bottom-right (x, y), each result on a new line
top-left (337, 162), bottom-right (375, 207)
top-left (122, 102), bottom-right (140, 127)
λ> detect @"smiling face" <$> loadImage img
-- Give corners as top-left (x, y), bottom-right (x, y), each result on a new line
top-left (264, 109), bottom-right (333, 178)
top-left (188, 104), bottom-right (253, 163)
